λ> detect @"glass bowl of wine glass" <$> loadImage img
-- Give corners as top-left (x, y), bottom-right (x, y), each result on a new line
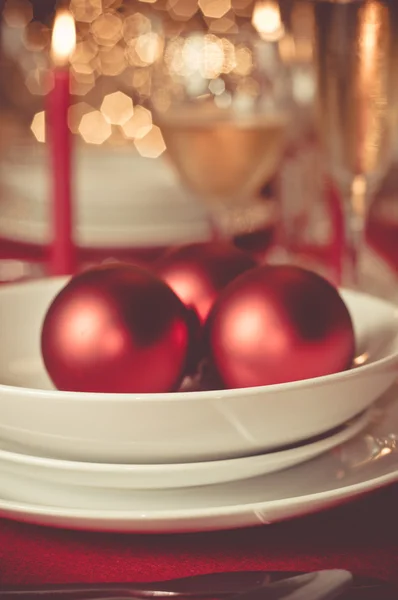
top-left (150, 30), bottom-right (293, 243)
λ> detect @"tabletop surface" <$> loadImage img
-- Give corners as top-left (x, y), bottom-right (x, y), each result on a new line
top-left (0, 484), bottom-right (397, 587)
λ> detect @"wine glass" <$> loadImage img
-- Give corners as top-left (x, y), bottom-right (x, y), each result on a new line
top-left (313, 0), bottom-right (398, 288)
top-left (150, 31), bottom-right (293, 244)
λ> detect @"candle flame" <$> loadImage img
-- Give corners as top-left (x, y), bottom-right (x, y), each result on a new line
top-left (252, 1), bottom-right (284, 41)
top-left (51, 10), bottom-right (76, 66)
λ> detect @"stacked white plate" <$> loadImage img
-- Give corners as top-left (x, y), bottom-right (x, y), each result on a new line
top-left (0, 278), bottom-right (397, 532)
top-left (0, 147), bottom-right (212, 248)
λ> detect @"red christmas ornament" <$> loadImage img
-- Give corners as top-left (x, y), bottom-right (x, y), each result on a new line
top-left (41, 263), bottom-right (194, 394)
top-left (206, 265), bottom-right (355, 389)
top-left (155, 242), bottom-right (257, 324)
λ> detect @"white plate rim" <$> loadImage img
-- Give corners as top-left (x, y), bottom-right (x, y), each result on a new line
top-left (0, 214), bottom-right (212, 249)
top-left (0, 280), bottom-right (397, 402)
top-left (0, 467), bottom-right (396, 524)
top-left (0, 409), bottom-right (371, 476)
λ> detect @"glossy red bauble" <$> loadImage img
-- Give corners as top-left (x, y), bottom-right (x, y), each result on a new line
top-left (41, 263), bottom-right (194, 394)
top-left (206, 265), bottom-right (356, 389)
top-left (155, 242), bottom-right (257, 324)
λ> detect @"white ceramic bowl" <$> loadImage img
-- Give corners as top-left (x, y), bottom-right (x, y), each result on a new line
top-left (0, 277), bottom-right (397, 464)
top-left (0, 409), bottom-right (370, 492)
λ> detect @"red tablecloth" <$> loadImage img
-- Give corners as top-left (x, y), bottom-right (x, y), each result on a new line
top-left (0, 485), bottom-right (398, 586)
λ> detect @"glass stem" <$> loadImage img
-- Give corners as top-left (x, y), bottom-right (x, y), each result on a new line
top-left (341, 175), bottom-right (369, 289)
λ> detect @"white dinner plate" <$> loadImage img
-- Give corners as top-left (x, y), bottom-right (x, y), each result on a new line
top-left (0, 148), bottom-right (212, 247)
top-left (0, 387), bottom-right (397, 532)
top-left (0, 408), bottom-right (371, 491)
top-left (0, 278), bottom-right (397, 464)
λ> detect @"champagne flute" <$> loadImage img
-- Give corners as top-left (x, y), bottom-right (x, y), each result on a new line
top-left (313, 0), bottom-right (398, 288)
top-left (151, 31), bottom-right (293, 243)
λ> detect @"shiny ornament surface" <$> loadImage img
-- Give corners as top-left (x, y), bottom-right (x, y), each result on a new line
top-left (155, 242), bottom-right (257, 324)
top-left (41, 263), bottom-right (193, 393)
top-left (206, 265), bottom-right (356, 388)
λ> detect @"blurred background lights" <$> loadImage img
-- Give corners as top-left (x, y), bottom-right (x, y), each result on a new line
top-left (72, 40), bottom-right (98, 68)
top-left (123, 13), bottom-right (152, 42)
top-left (101, 91), bottom-right (134, 125)
top-left (3, 0), bottom-right (32, 28)
top-left (78, 110), bottom-right (112, 144)
top-left (25, 67), bottom-right (52, 95)
top-left (30, 110), bottom-right (45, 142)
top-left (233, 45), bottom-right (253, 75)
top-left (70, 0), bottom-right (102, 24)
top-left (135, 32), bottom-right (163, 65)
top-left (167, 0), bottom-right (198, 21)
top-left (98, 44), bottom-right (126, 75)
top-left (68, 102), bottom-right (95, 134)
top-left (2, 0), bottom-right (312, 158)
top-left (103, 0), bottom-right (124, 10)
top-left (70, 69), bottom-right (96, 95)
top-left (23, 21), bottom-right (50, 52)
top-left (199, 0), bottom-right (231, 19)
top-left (121, 105), bottom-right (152, 139)
top-left (91, 12), bottom-right (123, 47)
top-left (209, 16), bottom-right (237, 34)
top-left (133, 124), bottom-right (166, 158)
top-left (251, 0), bottom-right (285, 41)
top-left (180, 35), bottom-right (225, 79)
top-left (209, 77), bottom-right (225, 95)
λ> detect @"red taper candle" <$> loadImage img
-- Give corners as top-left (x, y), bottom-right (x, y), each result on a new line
top-left (47, 10), bottom-right (76, 276)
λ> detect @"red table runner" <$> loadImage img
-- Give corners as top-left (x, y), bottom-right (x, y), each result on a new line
top-left (0, 485), bottom-right (398, 586)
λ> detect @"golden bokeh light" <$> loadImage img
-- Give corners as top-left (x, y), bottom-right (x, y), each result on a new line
top-left (233, 45), bottom-right (253, 76)
top-left (12, 0), bottom-right (291, 148)
top-left (70, 69), bottom-right (96, 95)
top-left (31, 111), bottom-right (46, 142)
top-left (251, 0), bottom-right (285, 41)
top-left (70, 0), bottom-right (102, 24)
top-left (151, 88), bottom-right (171, 113)
top-left (72, 40), bottom-right (98, 67)
top-left (123, 13), bottom-right (152, 42)
top-left (121, 105), bottom-right (152, 139)
top-left (68, 102), bottom-right (95, 134)
top-left (220, 37), bottom-right (236, 73)
top-left (232, 0), bottom-right (253, 17)
top-left (132, 67), bottom-right (151, 91)
top-left (3, 0), bottom-right (33, 28)
top-left (72, 62), bottom-right (95, 76)
top-left (135, 32), bottom-right (163, 65)
top-left (134, 125), bottom-right (166, 158)
top-left (167, 0), bottom-right (198, 21)
top-left (25, 67), bottom-right (52, 95)
top-left (182, 35), bottom-right (225, 78)
top-left (101, 91), bottom-right (134, 125)
top-left (199, 0), bottom-right (231, 19)
top-left (91, 12), bottom-right (123, 47)
top-left (78, 110), bottom-right (112, 144)
top-left (209, 77), bottom-right (225, 95)
top-left (214, 90), bottom-right (232, 108)
top-left (98, 44), bottom-right (126, 75)
top-left (103, 0), bottom-right (123, 9)
top-left (209, 15), bottom-right (237, 34)
top-left (164, 34), bottom-right (242, 80)
top-left (125, 41), bottom-right (148, 68)
top-left (23, 21), bottom-right (51, 52)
